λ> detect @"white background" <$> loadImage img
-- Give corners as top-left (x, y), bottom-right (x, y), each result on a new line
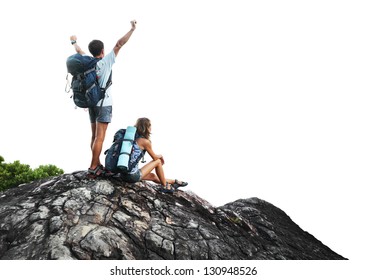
top-left (0, 0), bottom-right (366, 272)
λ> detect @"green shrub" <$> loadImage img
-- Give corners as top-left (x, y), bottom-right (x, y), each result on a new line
top-left (0, 156), bottom-right (64, 192)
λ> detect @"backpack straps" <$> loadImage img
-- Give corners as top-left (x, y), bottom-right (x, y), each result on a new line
top-left (98, 71), bottom-right (112, 109)
top-left (134, 134), bottom-right (146, 163)
top-left (95, 58), bottom-right (113, 92)
top-left (105, 71), bottom-right (112, 91)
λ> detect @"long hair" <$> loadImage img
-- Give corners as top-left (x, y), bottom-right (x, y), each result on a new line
top-left (135, 118), bottom-right (151, 140)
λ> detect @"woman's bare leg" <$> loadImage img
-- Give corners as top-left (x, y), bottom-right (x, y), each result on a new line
top-left (140, 159), bottom-right (166, 185)
top-left (143, 173), bottom-right (160, 184)
top-left (140, 159), bottom-right (175, 188)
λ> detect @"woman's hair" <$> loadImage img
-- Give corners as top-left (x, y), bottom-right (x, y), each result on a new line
top-left (88, 40), bottom-right (104, 57)
top-left (135, 117), bottom-right (151, 140)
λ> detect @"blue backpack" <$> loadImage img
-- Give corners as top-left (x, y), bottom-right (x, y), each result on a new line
top-left (104, 126), bottom-right (145, 174)
top-left (66, 53), bottom-right (112, 108)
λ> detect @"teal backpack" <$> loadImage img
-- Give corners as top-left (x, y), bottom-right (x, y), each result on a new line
top-left (104, 126), bottom-right (145, 173)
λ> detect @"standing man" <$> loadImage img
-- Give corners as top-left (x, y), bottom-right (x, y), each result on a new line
top-left (70, 20), bottom-right (137, 178)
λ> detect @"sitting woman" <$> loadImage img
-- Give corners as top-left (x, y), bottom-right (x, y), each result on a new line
top-left (119, 117), bottom-right (188, 193)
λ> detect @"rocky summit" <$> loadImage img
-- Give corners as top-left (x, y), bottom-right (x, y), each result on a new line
top-left (0, 171), bottom-right (346, 260)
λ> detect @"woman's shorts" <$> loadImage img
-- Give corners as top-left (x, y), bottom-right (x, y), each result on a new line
top-left (119, 169), bottom-right (142, 183)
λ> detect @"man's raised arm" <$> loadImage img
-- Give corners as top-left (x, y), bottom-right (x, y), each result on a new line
top-left (70, 35), bottom-right (85, 55)
top-left (113, 20), bottom-right (137, 56)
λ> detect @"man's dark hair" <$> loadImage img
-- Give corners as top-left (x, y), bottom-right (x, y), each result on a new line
top-left (88, 40), bottom-right (104, 57)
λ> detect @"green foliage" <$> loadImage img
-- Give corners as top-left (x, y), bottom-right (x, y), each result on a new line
top-left (0, 156), bottom-right (64, 192)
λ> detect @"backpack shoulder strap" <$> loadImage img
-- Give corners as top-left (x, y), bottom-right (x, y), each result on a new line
top-left (94, 57), bottom-right (112, 91)
top-left (104, 71), bottom-right (113, 91)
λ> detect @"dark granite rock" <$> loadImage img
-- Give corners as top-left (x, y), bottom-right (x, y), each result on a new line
top-left (0, 172), bottom-right (346, 260)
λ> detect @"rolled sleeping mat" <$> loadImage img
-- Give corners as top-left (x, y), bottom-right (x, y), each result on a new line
top-left (117, 126), bottom-right (136, 172)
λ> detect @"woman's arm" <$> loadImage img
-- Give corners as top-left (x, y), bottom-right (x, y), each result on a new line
top-left (140, 138), bottom-right (164, 164)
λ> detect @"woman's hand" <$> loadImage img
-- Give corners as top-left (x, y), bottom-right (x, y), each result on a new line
top-left (156, 154), bottom-right (165, 165)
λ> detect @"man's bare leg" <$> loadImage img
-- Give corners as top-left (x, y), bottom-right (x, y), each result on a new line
top-left (90, 123), bottom-right (96, 149)
top-left (90, 122), bottom-right (108, 170)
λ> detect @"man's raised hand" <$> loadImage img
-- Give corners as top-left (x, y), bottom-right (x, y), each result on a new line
top-left (130, 20), bottom-right (137, 30)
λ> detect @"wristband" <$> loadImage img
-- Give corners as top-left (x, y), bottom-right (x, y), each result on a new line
top-left (71, 40), bottom-right (77, 45)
